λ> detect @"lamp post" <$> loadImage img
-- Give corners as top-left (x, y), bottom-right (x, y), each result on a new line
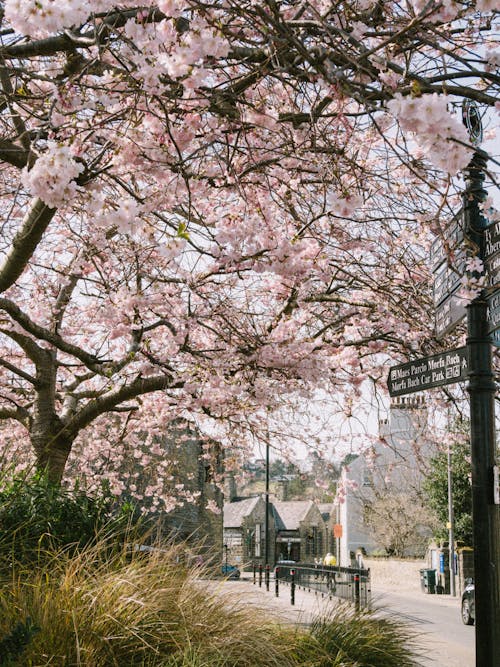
top-left (447, 442), bottom-right (456, 597)
top-left (264, 438), bottom-right (270, 568)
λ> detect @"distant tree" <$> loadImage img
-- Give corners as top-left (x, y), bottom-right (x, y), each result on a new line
top-left (269, 459), bottom-right (301, 478)
top-left (363, 490), bottom-right (434, 557)
top-left (423, 438), bottom-right (473, 546)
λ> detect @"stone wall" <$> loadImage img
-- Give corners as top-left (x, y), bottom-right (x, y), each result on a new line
top-left (364, 557), bottom-right (426, 593)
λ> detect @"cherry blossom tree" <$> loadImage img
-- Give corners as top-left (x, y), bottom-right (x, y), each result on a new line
top-left (0, 1), bottom-right (498, 507)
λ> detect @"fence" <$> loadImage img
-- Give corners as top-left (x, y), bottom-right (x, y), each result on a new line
top-left (267, 562), bottom-right (371, 609)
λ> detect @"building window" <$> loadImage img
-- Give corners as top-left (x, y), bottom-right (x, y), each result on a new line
top-left (255, 523), bottom-right (261, 557)
top-left (362, 469), bottom-right (373, 487)
top-left (305, 527), bottom-right (320, 558)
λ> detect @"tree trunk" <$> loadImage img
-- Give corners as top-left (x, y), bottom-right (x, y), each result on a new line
top-left (33, 430), bottom-right (73, 484)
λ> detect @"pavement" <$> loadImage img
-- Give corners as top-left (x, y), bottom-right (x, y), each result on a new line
top-left (212, 571), bottom-right (339, 627)
top-left (210, 572), bottom-right (475, 667)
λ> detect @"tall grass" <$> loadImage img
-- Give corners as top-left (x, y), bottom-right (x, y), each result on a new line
top-left (288, 602), bottom-right (422, 667)
top-left (0, 538), bottom-right (295, 666)
top-left (0, 503), bottom-right (422, 667)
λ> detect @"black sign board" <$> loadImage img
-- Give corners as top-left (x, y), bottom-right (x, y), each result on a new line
top-left (485, 220), bottom-right (500, 289)
top-left (487, 290), bottom-right (500, 334)
top-left (484, 220), bottom-right (500, 260)
top-left (388, 347), bottom-right (468, 397)
top-left (432, 255), bottom-right (466, 308)
top-left (435, 293), bottom-right (467, 338)
top-left (430, 216), bottom-right (465, 271)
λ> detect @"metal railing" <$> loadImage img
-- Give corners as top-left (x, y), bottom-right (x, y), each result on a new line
top-left (273, 562), bottom-right (371, 609)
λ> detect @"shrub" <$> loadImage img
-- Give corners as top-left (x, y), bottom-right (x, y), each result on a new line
top-left (0, 526), bottom-right (422, 666)
top-left (0, 472), bottom-right (140, 570)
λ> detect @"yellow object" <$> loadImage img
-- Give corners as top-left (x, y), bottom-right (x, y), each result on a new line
top-left (323, 553), bottom-right (336, 566)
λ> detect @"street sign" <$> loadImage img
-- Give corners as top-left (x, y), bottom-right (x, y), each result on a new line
top-left (430, 216), bottom-right (465, 271)
top-left (387, 347), bottom-right (468, 397)
top-left (487, 290), bottom-right (500, 333)
top-left (490, 329), bottom-right (500, 347)
top-left (435, 293), bottom-right (467, 338)
top-left (432, 255), bottom-right (466, 308)
top-left (485, 220), bottom-right (500, 289)
top-left (333, 524), bottom-right (343, 538)
top-left (485, 220), bottom-right (500, 258)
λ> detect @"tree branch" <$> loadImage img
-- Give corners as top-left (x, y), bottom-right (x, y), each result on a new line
top-left (0, 198), bottom-right (56, 294)
top-left (0, 356), bottom-right (37, 385)
top-left (0, 297), bottom-right (107, 370)
top-left (66, 373), bottom-right (182, 434)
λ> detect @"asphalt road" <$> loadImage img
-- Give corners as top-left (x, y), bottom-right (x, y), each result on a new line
top-left (371, 585), bottom-right (475, 667)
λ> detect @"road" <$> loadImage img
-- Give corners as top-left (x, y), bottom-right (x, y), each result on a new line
top-left (215, 575), bottom-right (475, 667)
top-left (371, 585), bottom-right (475, 667)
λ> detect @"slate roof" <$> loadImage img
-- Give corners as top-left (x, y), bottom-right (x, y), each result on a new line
top-left (272, 500), bottom-right (315, 531)
top-left (317, 503), bottom-right (334, 521)
top-left (223, 496), bottom-right (261, 528)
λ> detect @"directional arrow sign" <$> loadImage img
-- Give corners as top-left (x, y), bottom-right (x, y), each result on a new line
top-left (429, 214), bottom-right (465, 271)
top-left (435, 293), bottom-right (467, 338)
top-left (485, 220), bottom-right (500, 289)
top-left (387, 347), bottom-right (468, 397)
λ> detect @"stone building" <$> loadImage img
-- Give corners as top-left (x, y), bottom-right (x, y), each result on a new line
top-left (159, 420), bottom-right (223, 553)
top-left (223, 497), bottom-right (329, 567)
top-left (223, 496), bottom-right (271, 568)
top-left (317, 502), bottom-right (336, 556)
top-left (338, 396), bottom-right (434, 564)
top-left (273, 500), bottom-right (328, 562)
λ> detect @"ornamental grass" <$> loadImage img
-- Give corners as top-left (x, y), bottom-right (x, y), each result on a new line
top-left (286, 602), bottom-right (422, 667)
top-left (0, 537), bottom-right (422, 667)
top-left (0, 538), bottom-right (294, 667)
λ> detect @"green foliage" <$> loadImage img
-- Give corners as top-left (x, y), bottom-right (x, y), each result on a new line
top-left (0, 472), bottom-right (141, 570)
top-left (0, 618), bottom-right (39, 667)
top-left (289, 604), bottom-right (421, 667)
top-left (423, 438), bottom-right (473, 545)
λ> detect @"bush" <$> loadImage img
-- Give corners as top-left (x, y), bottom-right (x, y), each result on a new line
top-left (0, 472), bottom-right (140, 570)
top-left (0, 536), bottom-right (423, 667)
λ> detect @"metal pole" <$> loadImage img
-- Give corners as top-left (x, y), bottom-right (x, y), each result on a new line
top-left (447, 443), bottom-right (456, 597)
top-left (336, 501), bottom-right (341, 567)
top-left (265, 439), bottom-right (270, 569)
top-left (463, 148), bottom-right (500, 667)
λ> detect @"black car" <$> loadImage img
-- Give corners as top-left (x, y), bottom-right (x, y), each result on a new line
top-left (461, 580), bottom-right (475, 625)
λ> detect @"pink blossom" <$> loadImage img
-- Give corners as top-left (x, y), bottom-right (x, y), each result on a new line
top-left (21, 142), bottom-right (84, 208)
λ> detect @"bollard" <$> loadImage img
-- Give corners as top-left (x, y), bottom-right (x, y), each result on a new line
top-left (354, 574), bottom-right (360, 611)
top-left (258, 563), bottom-right (263, 587)
top-left (253, 562), bottom-right (256, 585)
top-left (275, 567), bottom-right (280, 597)
top-left (265, 564), bottom-right (270, 591)
top-left (291, 569), bottom-right (296, 606)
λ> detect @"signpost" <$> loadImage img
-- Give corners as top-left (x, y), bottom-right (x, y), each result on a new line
top-left (388, 102), bottom-right (500, 667)
top-left (388, 347), bottom-right (468, 397)
top-left (431, 218), bottom-right (468, 337)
